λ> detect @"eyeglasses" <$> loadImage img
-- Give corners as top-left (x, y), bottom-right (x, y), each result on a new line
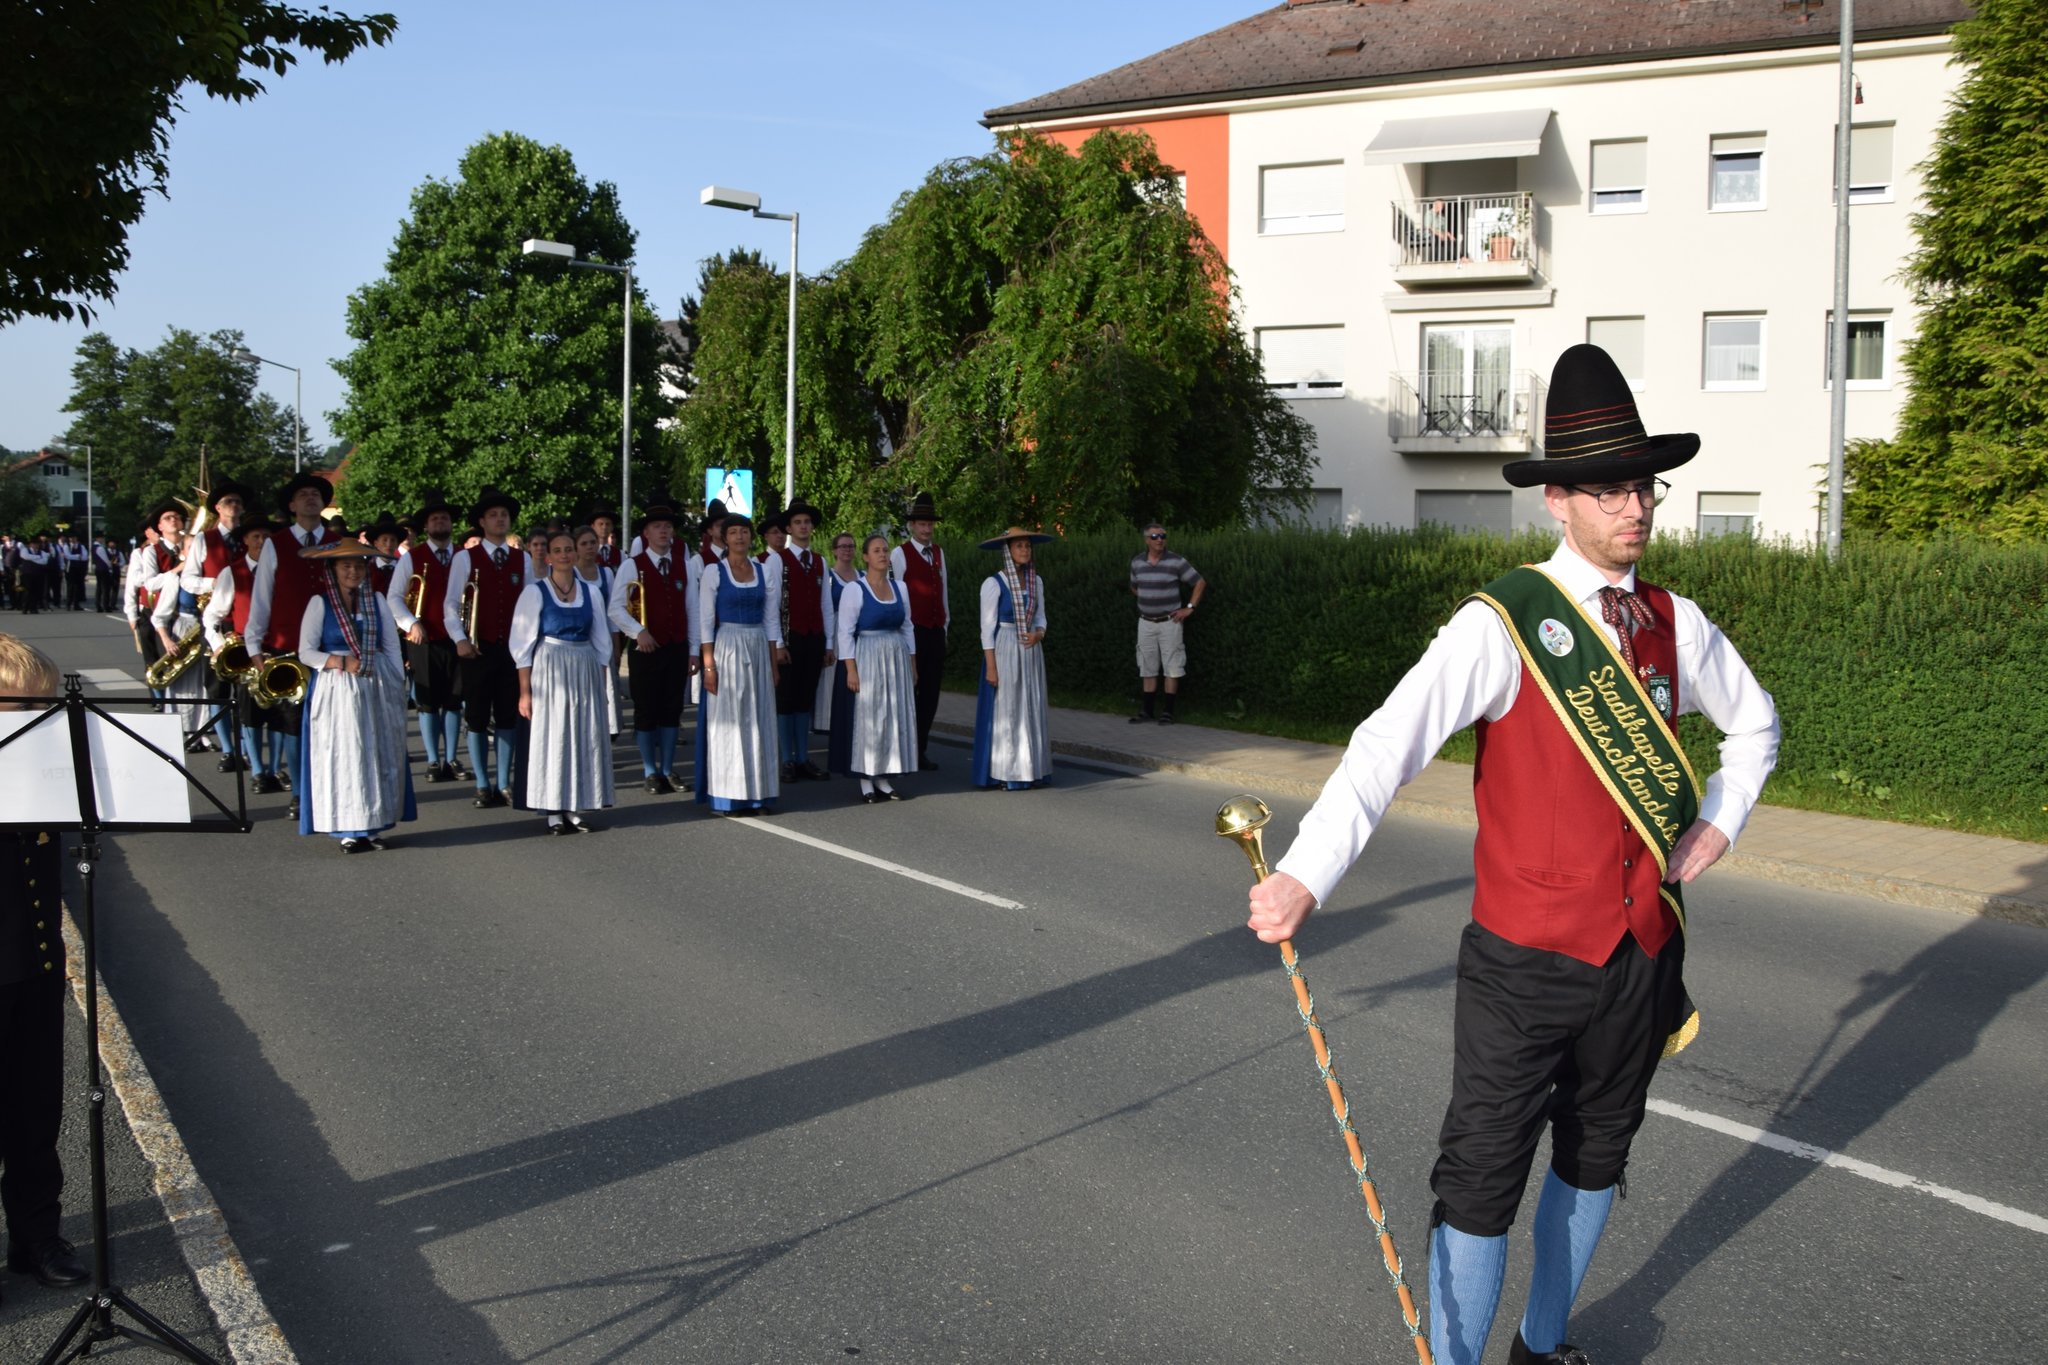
top-left (1567, 479), bottom-right (1669, 514)
top-left (1146, 532), bottom-right (1166, 540)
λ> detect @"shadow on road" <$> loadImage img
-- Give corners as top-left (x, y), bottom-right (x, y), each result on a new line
top-left (96, 830), bottom-right (1462, 1362)
top-left (1576, 916), bottom-right (2048, 1356)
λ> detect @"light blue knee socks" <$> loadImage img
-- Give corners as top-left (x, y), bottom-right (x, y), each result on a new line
top-left (1430, 1222), bottom-right (1507, 1365)
top-left (1518, 1169), bottom-right (1614, 1354)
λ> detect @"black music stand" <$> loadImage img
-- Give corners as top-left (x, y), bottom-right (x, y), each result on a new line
top-left (0, 675), bottom-right (248, 1364)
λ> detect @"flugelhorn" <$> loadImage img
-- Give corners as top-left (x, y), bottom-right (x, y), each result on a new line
top-left (213, 633), bottom-right (256, 681)
top-left (460, 580), bottom-right (479, 640)
top-left (625, 580), bottom-right (646, 628)
top-left (245, 655), bottom-right (310, 709)
top-left (403, 572), bottom-right (427, 619)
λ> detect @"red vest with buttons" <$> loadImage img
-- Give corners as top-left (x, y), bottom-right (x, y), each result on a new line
top-left (138, 542), bottom-right (178, 612)
top-left (774, 545), bottom-right (825, 636)
top-left (407, 541), bottom-right (455, 642)
top-left (898, 539), bottom-right (945, 629)
top-left (197, 527), bottom-right (235, 580)
top-left (1470, 581), bottom-right (1680, 966)
top-left (262, 524), bottom-right (338, 654)
top-left (463, 543), bottom-right (524, 644)
top-left (630, 550), bottom-right (690, 647)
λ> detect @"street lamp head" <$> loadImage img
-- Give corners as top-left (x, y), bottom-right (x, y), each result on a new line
top-left (231, 349), bottom-right (262, 364)
top-left (700, 185), bottom-right (763, 213)
top-left (521, 239), bottom-right (577, 260)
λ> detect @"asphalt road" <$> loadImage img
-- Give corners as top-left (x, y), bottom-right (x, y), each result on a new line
top-left (13, 610), bottom-right (2048, 1362)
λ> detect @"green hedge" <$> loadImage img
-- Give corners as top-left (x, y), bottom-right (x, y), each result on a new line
top-left (939, 528), bottom-right (2048, 841)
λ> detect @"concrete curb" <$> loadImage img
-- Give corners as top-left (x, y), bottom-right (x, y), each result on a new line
top-left (938, 721), bottom-right (2048, 930)
top-left (61, 906), bottom-right (299, 1365)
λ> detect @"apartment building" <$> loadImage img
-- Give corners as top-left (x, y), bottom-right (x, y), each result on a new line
top-left (985, 0), bottom-right (1970, 538)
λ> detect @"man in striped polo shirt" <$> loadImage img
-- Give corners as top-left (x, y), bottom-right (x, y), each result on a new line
top-left (1128, 521), bottom-right (1204, 724)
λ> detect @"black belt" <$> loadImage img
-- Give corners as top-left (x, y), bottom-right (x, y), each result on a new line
top-left (1140, 612), bottom-right (1176, 624)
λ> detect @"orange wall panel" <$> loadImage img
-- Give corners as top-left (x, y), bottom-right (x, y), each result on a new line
top-left (1046, 113), bottom-right (1230, 263)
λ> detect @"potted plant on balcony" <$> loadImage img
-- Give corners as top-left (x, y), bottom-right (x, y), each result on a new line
top-left (1486, 197), bottom-right (1532, 263)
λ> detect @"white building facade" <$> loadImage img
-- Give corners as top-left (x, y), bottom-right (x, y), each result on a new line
top-left (987, 0), bottom-right (1969, 540)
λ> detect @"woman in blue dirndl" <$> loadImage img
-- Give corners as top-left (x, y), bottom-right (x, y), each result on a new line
top-left (513, 529), bottom-right (615, 834)
top-left (837, 533), bottom-right (918, 802)
top-left (297, 544), bottom-right (416, 851)
top-left (696, 516), bottom-right (783, 814)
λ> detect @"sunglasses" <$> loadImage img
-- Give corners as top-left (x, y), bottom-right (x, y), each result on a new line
top-left (1146, 533), bottom-right (1166, 540)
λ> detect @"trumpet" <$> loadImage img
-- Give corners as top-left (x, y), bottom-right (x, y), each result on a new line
top-left (403, 572), bottom-right (427, 619)
top-left (245, 655), bottom-right (310, 709)
top-left (142, 590), bottom-right (214, 688)
top-left (625, 580), bottom-right (646, 628)
top-left (461, 580), bottom-right (479, 640)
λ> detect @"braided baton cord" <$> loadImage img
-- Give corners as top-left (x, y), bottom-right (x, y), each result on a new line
top-left (1277, 940), bottom-right (1430, 1364)
top-left (1217, 795), bottom-right (1431, 1365)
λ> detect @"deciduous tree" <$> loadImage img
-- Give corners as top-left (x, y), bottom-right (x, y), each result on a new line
top-left (678, 130), bottom-right (1313, 534)
top-left (0, 0), bottom-right (396, 326)
top-left (333, 132), bottom-right (666, 523)
top-left (1845, 0), bottom-right (2048, 540)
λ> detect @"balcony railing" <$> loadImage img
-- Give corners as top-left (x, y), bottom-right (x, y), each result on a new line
top-left (1388, 369), bottom-right (1546, 452)
top-left (1389, 192), bottom-right (1537, 284)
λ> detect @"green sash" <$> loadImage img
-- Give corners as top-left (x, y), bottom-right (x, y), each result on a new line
top-left (1467, 565), bottom-right (1703, 1055)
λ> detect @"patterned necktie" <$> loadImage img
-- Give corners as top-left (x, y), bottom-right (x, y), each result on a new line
top-left (656, 556), bottom-right (669, 579)
top-left (492, 546), bottom-right (505, 569)
top-left (1598, 585), bottom-right (1656, 675)
top-left (436, 545), bottom-right (449, 567)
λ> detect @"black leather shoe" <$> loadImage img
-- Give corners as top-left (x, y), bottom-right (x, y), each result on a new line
top-left (781, 762), bottom-right (803, 783)
top-left (339, 838), bottom-right (366, 854)
top-left (473, 788), bottom-right (507, 809)
top-left (796, 762), bottom-right (828, 781)
top-left (1508, 1334), bottom-right (1592, 1365)
top-left (547, 821), bottom-right (575, 835)
top-left (644, 775), bottom-right (663, 794)
top-left (9, 1238), bottom-right (89, 1287)
top-left (252, 772), bottom-right (284, 795)
top-left (566, 815), bottom-right (596, 832)
top-left (286, 798), bottom-right (299, 821)
top-left (1128, 713), bottom-right (1152, 724)
top-left (424, 763), bottom-right (448, 783)
top-left (654, 773), bottom-right (677, 794)
top-left (1158, 714), bottom-right (1177, 725)
top-left (919, 757), bottom-right (938, 772)
top-left (860, 791), bottom-right (885, 805)
top-left (216, 754), bottom-right (246, 773)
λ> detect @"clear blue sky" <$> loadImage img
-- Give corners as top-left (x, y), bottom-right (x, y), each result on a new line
top-left (2, 0), bottom-right (1256, 456)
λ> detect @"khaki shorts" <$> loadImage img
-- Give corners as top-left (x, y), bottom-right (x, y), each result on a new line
top-left (1136, 616), bottom-right (1186, 678)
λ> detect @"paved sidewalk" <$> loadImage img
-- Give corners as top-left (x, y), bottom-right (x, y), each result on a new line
top-left (935, 693), bottom-right (2048, 928)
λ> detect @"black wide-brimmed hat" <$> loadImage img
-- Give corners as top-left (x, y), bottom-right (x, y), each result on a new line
top-left (414, 487), bottom-right (457, 526)
top-left (634, 494), bottom-right (683, 534)
top-left (277, 471), bottom-right (334, 512)
top-left (362, 512), bottom-right (406, 544)
top-left (784, 497), bottom-right (823, 525)
top-left (469, 485), bottom-right (520, 526)
top-left (1502, 344), bottom-right (1699, 488)
top-left (758, 509), bottom-right (789, 535)
top-left (208, 479), bottom-right (257, 511)
top-left (904, 491), bottom-right (940, 522)
top-left (577, 498), bottom-right (621, 526)
top-left (698, 499), bottom-right (730, 536)
top-left (142, 499), bottom-right (185, 533)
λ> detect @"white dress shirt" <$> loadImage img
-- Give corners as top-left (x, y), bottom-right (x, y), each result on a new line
top-left (1274, 540), bottom-right (1781, 908)
top-left (300, 594), bottom-right (404, 676)
top-left (442, 537), bottom-right (516, 646)
top-left (607, 549), bottom-right (704, 647)
top-left (385, 539), bottom-right (455, 633)
top-left (698, 556), bottom-right (784, 648)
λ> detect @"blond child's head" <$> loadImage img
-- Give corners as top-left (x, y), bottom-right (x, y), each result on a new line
top-left (0, 634), bottom-right (59, 710)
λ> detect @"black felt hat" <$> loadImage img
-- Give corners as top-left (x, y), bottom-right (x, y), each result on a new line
top-left (207, 479), bottom-right (257, 512)
top-left (698, 499), bottom-right (730, 536)
top-left (1502, 344), bottom-right (1699, 488)
top-left (634, 494), bottom-right (683, 535)
top-left (784, 497), bottom-right (824, 526)
top-left (469, 485), bottom-right (521, 526)
top-left (277, 470), bottom-right (334, 512)
top-left (577, 498), bottom-right (622, 527)
top-left (362, 512), bottom-right (406, 545)
top-left (142, 500), bottom-right (185, 534)
top-left (904, 491), bottom-right (940, 522)
top-left (413, 487), bottom-right (458, 526)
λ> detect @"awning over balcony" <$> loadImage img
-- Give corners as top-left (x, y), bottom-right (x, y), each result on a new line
top-left (1362, 108), bottom-right (1552, 165)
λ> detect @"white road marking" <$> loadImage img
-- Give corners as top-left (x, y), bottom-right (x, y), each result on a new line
top-left (1647, 1097), bottom-right (2048, 1236)
top-left (731, 818), bottom-right (1025, 909)
top-left (321, 1242), bottom-right (352, 1254)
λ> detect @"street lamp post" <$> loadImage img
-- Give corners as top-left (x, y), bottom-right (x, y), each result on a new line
top-left (701, 185), bottom-right (799, 504)
top-left (521, 239), bottom-right (635, 526)
top-left (232, 349), bottom-right (303, 473)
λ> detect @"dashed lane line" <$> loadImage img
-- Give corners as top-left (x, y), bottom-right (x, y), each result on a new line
top-left (1647, 1097), bottom-right (2048, 1236)
top-left (728, 816), bottom-right (1026, 909)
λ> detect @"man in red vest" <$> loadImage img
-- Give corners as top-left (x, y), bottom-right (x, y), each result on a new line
top-left (444, 486), bottom-right (525, 808)
top-left (388, 490), bottom-right (465, 784)
top-left (1247, 346), bottom-right (1779, 1365)
top-left (607, 496), bottom-right (697, 793)
top-left (246, 471), bottom-right (344, 819)
top-left (769, 498), bottom-right (831, 782)
top-left (889, 491), bottom-right (947, 771)
top-left (204, 519), bottom-right (285, 791)
top-left (125, 502), bottom-right (186, 698)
